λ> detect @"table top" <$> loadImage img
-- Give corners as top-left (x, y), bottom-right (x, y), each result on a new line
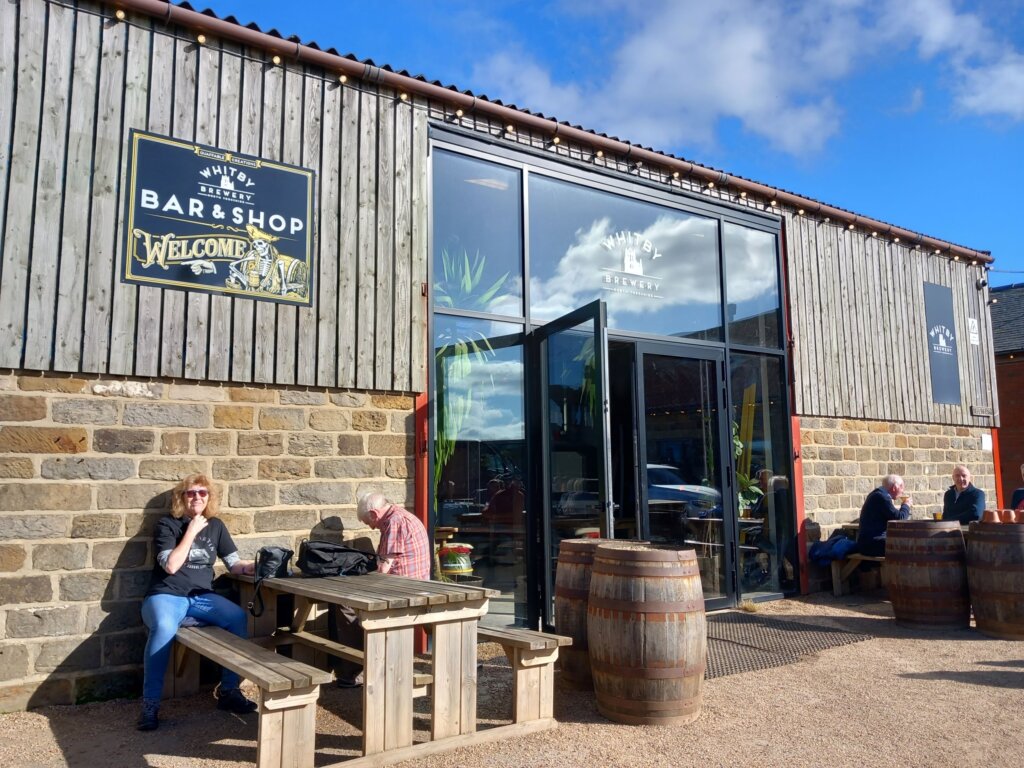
top-left (261, 571), bottom-right (497, 612)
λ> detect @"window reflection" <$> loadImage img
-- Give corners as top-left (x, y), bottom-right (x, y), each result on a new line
top-left (730, 353), bottom-right (794, 595)
top-left (433, 316), bottom-right (527, 622)
top-left (724, 223), bottom-right (781, 348)
top-left (529, 175), bottom-right (722, 339)
top-left (433, 150), bottom-right (523, 316)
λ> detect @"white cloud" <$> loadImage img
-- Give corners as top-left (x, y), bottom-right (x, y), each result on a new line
top-left (470, 0), bottom-right (1024, 157)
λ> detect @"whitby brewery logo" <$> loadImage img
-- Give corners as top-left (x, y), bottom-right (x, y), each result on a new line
top-left (599, 230), bottom-right (663, 300)
top-left (121, 130), bottom-right (315, 305)
top-left (928, 324), bottom-right (956, 356)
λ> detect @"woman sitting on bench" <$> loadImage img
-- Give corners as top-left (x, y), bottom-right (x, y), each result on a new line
top-left (137, 473), bottom-right (258, 731)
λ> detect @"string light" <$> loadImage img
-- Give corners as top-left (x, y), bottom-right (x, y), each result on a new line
top-left (399, 92), bottom-right (408, 101)
top-left (196, 33), bottom-right (207, 45)
top-left (672, 171), bottom-right (680, 179)
top-left (505, 124), bottom-right (515, 133)
top-left (871, 231), bottom-right (878, 238)
top-left (272, 55), bottom-right (282, 65)
top-left (455, 108), bottom-right (463, 117)
top-left (595, 149), bottom-right (603, 158)
top-left (797, 209), bottom-right (805, 216)
top-left (848, 223), bottom-right (855, 230)
top-left (739, 191), bottom-right (747, 199)
top-left (114, 9), bottom-right (126, 21)
top-left (338, 74), bottom-right (347, 83)
top-left (894, 237), bottom-right (900, 243)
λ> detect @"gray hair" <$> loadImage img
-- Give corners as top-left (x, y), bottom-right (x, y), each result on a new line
top-left (357, 491), bottom-right (388, 524)
top-left (881, 474), bottom-right (903, 489)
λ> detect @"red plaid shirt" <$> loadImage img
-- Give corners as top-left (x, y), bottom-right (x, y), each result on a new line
top-left (376, 503), bottom-right (431, 580)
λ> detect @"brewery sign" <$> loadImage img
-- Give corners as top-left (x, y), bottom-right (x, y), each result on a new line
top-left (121, 129), bottom-right (316, 306)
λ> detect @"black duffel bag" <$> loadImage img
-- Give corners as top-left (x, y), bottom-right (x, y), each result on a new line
top-left (296, 539), bottom-right (377, 577)
top-left (247, 545), bottom-right (294, 617)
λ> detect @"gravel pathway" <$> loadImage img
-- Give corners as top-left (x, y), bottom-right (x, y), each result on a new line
top-left (1, 592), bottom-right (1021, 768)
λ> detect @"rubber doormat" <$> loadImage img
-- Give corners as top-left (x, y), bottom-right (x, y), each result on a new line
top-left (705, 612), bottom-right (871, 679)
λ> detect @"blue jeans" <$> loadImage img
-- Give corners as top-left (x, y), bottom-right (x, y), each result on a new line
top-left (141, 591), bottom-right (249, 702)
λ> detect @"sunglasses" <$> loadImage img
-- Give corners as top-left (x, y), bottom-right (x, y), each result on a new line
top-left (185, 489), bottom-right (209, 499)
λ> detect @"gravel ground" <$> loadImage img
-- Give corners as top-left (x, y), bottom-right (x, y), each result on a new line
top-left (1, 592), bottom-right (1021, 768)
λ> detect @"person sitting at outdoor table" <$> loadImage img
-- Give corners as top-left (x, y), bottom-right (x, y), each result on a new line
top-left (856, 474), bottom-right (912, 557)
top-left (137, 474), bottom-right (258, 731)
top-left (1011, 463), bottom-right (1024, 511)
top-left (333, 491), bottom-right (432, 688)
top-left (942, 464), bottom-right (986, 524)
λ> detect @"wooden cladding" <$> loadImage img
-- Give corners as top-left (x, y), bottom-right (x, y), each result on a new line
top-left (0, 0), bottom-right (427, 392)
top-left (784, 211), bottom-right (997, 427)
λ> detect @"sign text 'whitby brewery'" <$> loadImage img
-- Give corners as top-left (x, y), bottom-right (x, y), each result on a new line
top-left (122, 130), bottom-right (316, 306)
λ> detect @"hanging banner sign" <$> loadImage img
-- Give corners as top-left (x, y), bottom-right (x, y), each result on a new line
top-left (121, 129), bottom-right (315, 306)
top-left (923, 282), bottom-right (961, 405)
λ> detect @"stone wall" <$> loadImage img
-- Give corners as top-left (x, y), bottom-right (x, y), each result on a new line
top-left (799, 416), bottom-right (996, 530)
top-left (0, 370), bottom-right (415, 712)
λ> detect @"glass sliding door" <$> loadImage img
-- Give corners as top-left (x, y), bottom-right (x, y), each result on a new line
top-left (532, 301), bottom-right (612, 626)
top-left (635, 342), bottom-right (735, 608)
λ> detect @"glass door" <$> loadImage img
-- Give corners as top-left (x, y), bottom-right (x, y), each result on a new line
top-left (634, 341), bottom-right (735, 609)
top-left (531, 300), bottom-right (612, 626)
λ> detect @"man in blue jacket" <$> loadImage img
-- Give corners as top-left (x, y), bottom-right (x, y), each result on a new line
top-left (942, 465), bottom-right (986, 524)
top-left (857, 474), bottom-right (912, 557)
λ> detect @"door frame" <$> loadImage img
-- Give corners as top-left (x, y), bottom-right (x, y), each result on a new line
top-left (631, 339), bottom-right (738, 611)
top-left (528, 300), bottom-right (612, 627)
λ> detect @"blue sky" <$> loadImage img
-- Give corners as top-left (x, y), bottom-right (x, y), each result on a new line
top-left (207, 0), bottom-right (1024, 287)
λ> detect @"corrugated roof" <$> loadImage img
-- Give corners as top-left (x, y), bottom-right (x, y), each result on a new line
top-left (991, 283), bottom-right (1024, 354)
top-left (170, 1), bottom-right (984, 255)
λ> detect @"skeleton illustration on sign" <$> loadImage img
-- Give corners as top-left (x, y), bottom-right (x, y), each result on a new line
top-left (226, 224), bottom-right (308, 298)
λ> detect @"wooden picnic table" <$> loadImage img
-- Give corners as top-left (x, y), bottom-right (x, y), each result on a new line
top-left (236, 572), bottom-right (500, 765)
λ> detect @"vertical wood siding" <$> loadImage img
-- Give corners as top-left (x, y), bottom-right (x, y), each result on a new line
top-left (0, 0), bottom-right (426, 393)
top-left (783, 208), bottom-right (997, 428)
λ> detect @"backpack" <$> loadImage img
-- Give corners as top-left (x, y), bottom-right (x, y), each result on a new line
top-left (296, 539), bottom-right (378, 577)
top-left (247, 545), bottom-right (293, 617)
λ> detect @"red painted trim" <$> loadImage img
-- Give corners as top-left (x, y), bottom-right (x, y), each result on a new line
top-left (992, 427), bottom-right (1003, 509)
top-left (791, 416), bottom-right (809, 595)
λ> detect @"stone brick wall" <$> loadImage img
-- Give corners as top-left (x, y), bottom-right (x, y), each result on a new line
top-left (0, 370), bottom-right (415, 712)
top-left (799, 416), bottom-right (996, 530)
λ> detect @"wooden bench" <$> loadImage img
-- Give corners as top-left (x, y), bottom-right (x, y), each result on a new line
top-left (478, 626), bottom-right (571, 724)
top-left (272, 629), bottom-right (434, 697)
top-left (172, 625), bottom-right (332, 768)
top-left (831, 554), bottom-right (885, 597)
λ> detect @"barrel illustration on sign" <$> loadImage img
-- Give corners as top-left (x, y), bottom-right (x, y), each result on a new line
top-left (122, 130), bottom-right (315, 305)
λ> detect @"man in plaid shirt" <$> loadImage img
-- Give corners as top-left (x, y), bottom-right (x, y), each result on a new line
top-left (358, 492), bottom-right (431, 580)
top-left (333, 491), bottom-right (431, 687)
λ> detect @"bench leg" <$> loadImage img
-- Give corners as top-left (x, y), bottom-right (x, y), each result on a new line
top-left (257, 685), bottom-right (320, 768)
top-left (163, 641), bottom-right (200, 700)
top-left (506, 646), bottom-right (558, 723)
top-left (831, 560), bottom-right (845, 597)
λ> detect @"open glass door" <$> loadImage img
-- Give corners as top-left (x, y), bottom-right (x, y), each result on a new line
top-left (531, 300), bottom-right (612, 627)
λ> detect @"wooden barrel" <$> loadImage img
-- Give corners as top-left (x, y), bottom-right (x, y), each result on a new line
top-left (554, 538), bottom-right (611, 688)
top-left (966, 522), bottom-right (1024, 639)
top-left (587, 543), bottom-right (706, 725)
top-left (885, 520), bottom-right (970, 629)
